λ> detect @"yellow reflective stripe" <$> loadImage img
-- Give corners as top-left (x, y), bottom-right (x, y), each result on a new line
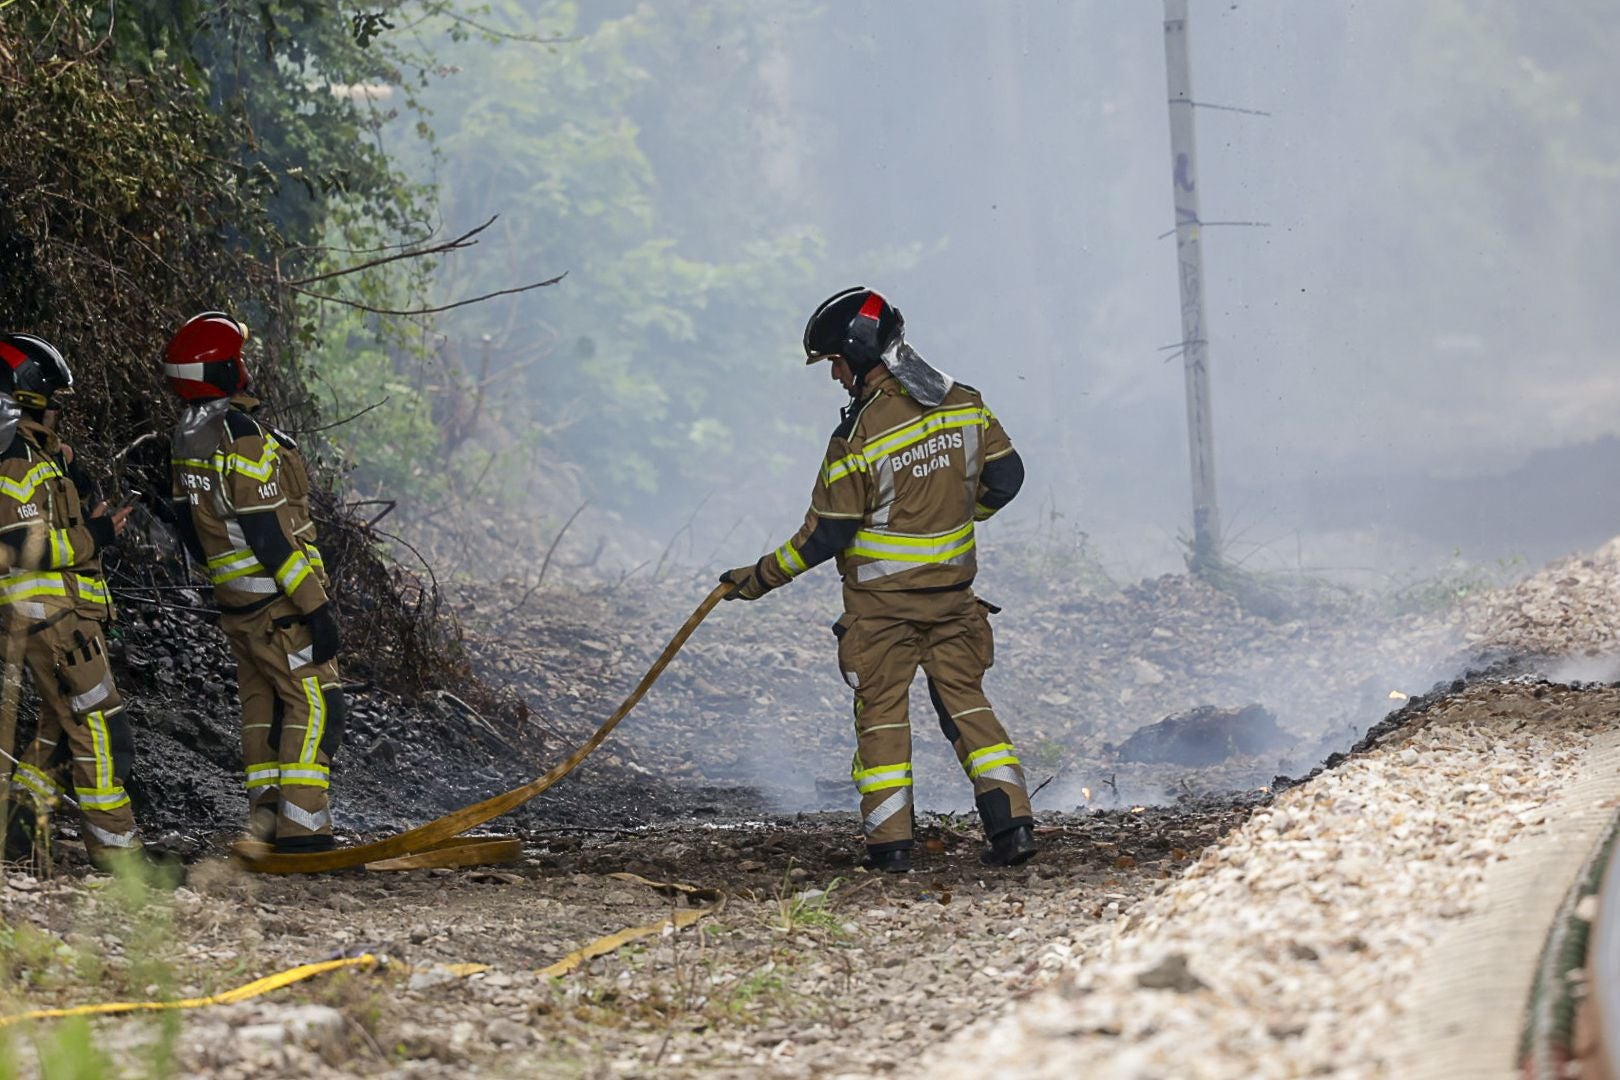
top-left (210, 559), bottom-right (269, 585)
top-left (306, 545), bottom-right (325, 571)
top-left (85, 712), bottom-right (111, 789)
top-left (774, 542), bottom-right (807, 578)
top-left (12, 761), bottom-right (61, 801)
top-left (47, 529), bottom-right (74, 567)
top-left (967, 742), bottom-right (1021, 778)
top-left (852, 762), bottom-right (913, 794)
top-left (226, 438), bottom-right (279, 483)
top-left (0, 572), bottom-right (70, 604)
top-left (846, 522), bottom-right (976, 564)
top-left (853, 521), bottom-right (974, 549)
top-left (207, 546), bottom-right (256, 569)
top-left (244, 763), bottom-right (280, 790)
top-left (860, 407), bottom-right (986, 464)
top-left (279, 764), bottom-right (329, 788)
top-left (298, 677), bottom-right (325, 765)
top-left (974, 502), bottom-right (995, 521)
top-left (0, 461), bottom-right (60, 502)
top-left (276, 552), bottom-right (312, 594)
top-left (823, 454), bottom-right (868, 485)
top-left (74, 786), bottom-right (131, 811)
top-left (74, 575), bottom-right (109, 604)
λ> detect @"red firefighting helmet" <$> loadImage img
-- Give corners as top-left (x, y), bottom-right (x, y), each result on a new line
top-left (803, 287), bottom-right (905, 377)
top-left (164, 312), bottom-right (250, 401)
top-left (0, 333), bottom-right (74, 411)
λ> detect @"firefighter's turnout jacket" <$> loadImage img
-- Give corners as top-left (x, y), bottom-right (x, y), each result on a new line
top-left (0, 417), bottom-right (140, 861)
top-left (750, 373), bottom-right (1031, 852)
top-left (170, 395), bottom-right (342, 848)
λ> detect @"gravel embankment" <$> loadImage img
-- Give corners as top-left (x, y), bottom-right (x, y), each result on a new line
top-left (909, 682), bottom-right (1617, 1079)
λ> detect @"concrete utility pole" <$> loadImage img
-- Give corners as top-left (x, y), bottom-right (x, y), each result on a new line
top-left (1162, 0), bottom-right (1222, 572)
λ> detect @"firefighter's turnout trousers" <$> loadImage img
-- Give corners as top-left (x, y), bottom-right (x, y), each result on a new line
top-left (8, 614), bottom-right (139, 861)
top-left (836, 586), bottom-right (1033, 853)
top-left (222, 601), bottom-right (340, 846)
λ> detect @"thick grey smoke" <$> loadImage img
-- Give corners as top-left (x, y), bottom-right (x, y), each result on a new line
top-left (394, 2), bottom-right (1620, 811)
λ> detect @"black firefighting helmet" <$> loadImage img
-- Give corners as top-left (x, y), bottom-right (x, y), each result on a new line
top-left (803, 287), bottom-right (905, 379)
top-left (0, 333), bottom-right (74, 412)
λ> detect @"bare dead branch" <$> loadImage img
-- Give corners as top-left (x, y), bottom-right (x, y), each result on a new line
top-left (502, 499), bottom-right (589, 616)
top-left (290, 272), bottom-right (566, 317)
top-left (284, 215), bottom-right (498, 287)
top-left (295, 395), bottom-right (391, 434)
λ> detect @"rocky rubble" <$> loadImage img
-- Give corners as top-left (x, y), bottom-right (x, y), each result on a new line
top-left (0, 803), bottom-right (1248, 1078)
top-left (913, 682), bottom-right (1619, 1079)
top-left (453, 562), bottom-right (1469, 821)
top-left (1465, 534), bottom-right (1620, 661)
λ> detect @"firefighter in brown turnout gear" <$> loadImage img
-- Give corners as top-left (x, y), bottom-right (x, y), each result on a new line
top-left (163, 313), bottom-right (344, 853)
top-left (0, 333), bottom-right (146, 868)
top-left (722, 288), bottom-right (1034, 873)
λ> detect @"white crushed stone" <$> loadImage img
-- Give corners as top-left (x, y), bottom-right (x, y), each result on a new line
top-left (1466, 535), bottom-right (1620, 658)
top-left (913, 693), bottom-right (1610, 1080)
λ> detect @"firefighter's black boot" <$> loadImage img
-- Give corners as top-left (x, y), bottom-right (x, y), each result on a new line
top-left (980, 824), bottom-right (1037, 868)
top-left (860, 846), bottom-right (912, 874)
top-left (273, 833), bottom-right (336, 855)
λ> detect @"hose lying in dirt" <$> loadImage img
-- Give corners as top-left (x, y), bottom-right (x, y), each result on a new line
top-left (0, 954), bottom-right (383, 1027)
top-left (538, 873), bottom-right (727, 978)
top-left (232, 583), bottom-right (732, 874)
top-left (0, 874), bottom-right (723, 1027)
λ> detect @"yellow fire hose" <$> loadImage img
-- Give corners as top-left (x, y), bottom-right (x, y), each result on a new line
top-left (0, 954), bottom-right (383, 1028)
top-left (233, 583), bottom-right (732, 874)
top-left (0, 873), bottom-right (721, 1027)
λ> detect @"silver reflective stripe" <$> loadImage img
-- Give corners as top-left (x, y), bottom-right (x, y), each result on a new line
top-left (862, 787), bottom-right (912, 836)
top-left (69, 672), bottom-right (115, 713)
top-left (84, 821), bottom-right (138, 849)
top-left (9, 601), bottom-right (48, 619)
top-left (869, 457), bottom-right (895, 530)
top-left (11, 768), bottom-right (60, 801)
top-left (163, 362), bottom-right (206, 381)
top-left (280, 766), bottom-right (328, 783)
top-left (854, 766), bottom-right (912, 794)
top-left (221, 576), bottom-right (278, 594)
top-left (975, 764), bottom-right (1027, 789)
top-left (280, 802), bottom-right (331, 832)
top-left (960, 423), bottom-right (981, 509)
top-left (854, 548), bottom-right (975, 584)
top-left (210, 550), bottom-right (263, 578)
top-left (225, 519), bottom-right (247, 549)
top-left (287, 645), bottom-right (315, 669)
top-left (851, 523), bottom-right (975, 559)
top-left (77, 789), bottom-right (129, 809)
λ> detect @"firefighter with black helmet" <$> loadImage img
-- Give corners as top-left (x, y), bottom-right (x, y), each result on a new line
top-left (721, 288), bottom-right (1034, 873)
top-left (0, 333), bottom-right (146, 869)
top-left (163, 313), bottom-right (344, 853)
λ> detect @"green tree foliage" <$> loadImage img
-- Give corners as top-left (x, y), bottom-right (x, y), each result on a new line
top-left (413, 1), bottom-right (827, 515)
top-left (0, 0), bottom-right (442, 451)
top-left (0, 0), bottom-right (512, 699)
top-left (1376, 1), bottom-right (1619, 351)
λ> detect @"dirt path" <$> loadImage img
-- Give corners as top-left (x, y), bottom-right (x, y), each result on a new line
top-left (0, 804), bottom-right (1244, 1077)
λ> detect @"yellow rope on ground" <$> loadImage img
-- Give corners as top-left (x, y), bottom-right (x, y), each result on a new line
top-left (0, 954), bottom-right (379, 1028)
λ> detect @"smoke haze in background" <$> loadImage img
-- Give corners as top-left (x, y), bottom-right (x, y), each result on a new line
top-left (406, 0), bottom-right (1620, 581)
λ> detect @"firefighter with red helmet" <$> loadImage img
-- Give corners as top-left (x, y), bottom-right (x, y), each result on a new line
top-left (721, 288), bottom-right (1035, 873)
top-left (163, 313), bottom-right (343, 852)
top-left (0, 333), bottom-right (146, 868)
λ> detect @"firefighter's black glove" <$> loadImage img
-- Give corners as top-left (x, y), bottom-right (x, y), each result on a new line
top-left (307, 603), bottom-right (341, 665)
top-left (720, 562), bottom-right (770, 602)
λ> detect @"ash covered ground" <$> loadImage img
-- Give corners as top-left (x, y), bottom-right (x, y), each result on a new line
top-left (8, 533), bottom-right (1618, 1077)
top-left (70, 534), bottom-right (1488, 851)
